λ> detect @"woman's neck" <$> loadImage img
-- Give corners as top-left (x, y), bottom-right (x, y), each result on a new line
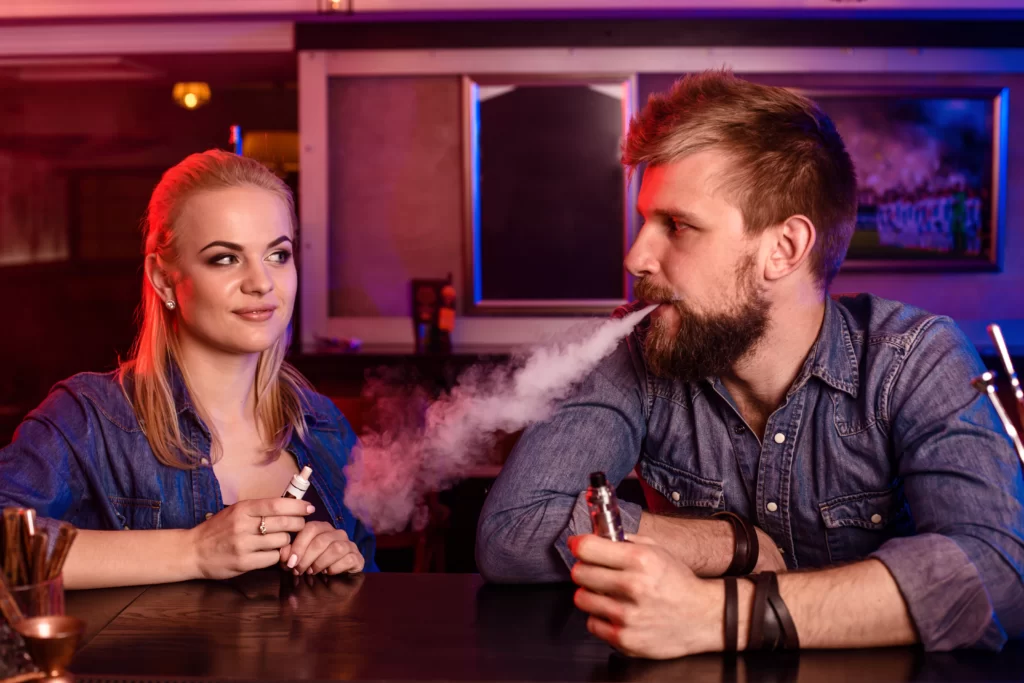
top-left (175, 334), bottom-right (260, 427)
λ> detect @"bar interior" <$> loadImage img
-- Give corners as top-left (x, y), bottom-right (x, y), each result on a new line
top-left (0, 1), bottom-right (1023, 681)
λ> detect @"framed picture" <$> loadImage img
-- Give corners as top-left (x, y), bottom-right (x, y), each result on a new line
top-left (806, 87), bottom-right (1008, 271)
top-left (462, 74), bottom-right (637, 315)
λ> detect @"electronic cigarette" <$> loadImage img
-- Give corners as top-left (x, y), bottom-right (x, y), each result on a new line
top-left (283, 466), bottom-right (313, 500)
top-left (586, 471), bottom-right (625, 542)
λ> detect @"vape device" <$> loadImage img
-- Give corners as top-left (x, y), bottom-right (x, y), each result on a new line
top-left (586, 471), bottom-right (625, 542)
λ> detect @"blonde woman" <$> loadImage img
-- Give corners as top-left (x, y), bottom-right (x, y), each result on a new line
top-left (0, 150), bottom-right (375, 588)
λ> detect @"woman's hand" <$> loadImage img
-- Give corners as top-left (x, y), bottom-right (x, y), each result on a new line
top-left (190, 498), bottom-right (314, 580)
top-left (280, 521), bottom-right (365, 576)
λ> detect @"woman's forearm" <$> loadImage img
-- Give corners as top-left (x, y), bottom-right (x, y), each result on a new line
top-left (62, 528), bottom-right (198, 590)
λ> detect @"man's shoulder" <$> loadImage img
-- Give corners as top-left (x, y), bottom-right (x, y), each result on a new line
top-left (831, 293), bottom-right (965, 355)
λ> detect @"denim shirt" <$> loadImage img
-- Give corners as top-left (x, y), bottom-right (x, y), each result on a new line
top-left (477, 294), bottom-right (1024, 651)
top-left (0, 368), bottom-right (377, 572)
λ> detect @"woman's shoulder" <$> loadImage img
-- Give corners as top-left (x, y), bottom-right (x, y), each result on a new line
top-left (295, 386), bottom-right (355, 436)
top-left (39, 370), bottom-right (141, 433)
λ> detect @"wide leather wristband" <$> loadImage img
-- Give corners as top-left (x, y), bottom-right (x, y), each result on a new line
top-left (712, 511), bottom-right (760, 576)
top-left (764, 571), bottom-right (800, 650)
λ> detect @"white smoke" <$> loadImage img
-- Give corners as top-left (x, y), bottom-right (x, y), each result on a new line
top-left (343, 304), bottom-right (656, 534)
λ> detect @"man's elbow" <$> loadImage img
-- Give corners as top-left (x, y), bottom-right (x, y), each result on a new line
top-left (476, 511), bottom-right (569, 584)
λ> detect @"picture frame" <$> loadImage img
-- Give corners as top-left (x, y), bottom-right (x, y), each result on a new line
top-left (462, 74), bottom-right (637, 315)
top-left (804, 86), bottom-right (1008, 272)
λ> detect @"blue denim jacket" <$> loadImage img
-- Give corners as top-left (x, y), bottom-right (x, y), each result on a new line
top-left (0, 368), bottom-right (377, 572)
top-left (477, 294), bottom-right (1024, 651)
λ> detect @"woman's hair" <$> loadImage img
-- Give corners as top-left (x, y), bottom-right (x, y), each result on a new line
top-left (120, 149), bottom-right (312, 469)
top-left (623, 69), bottom-right (858, 289)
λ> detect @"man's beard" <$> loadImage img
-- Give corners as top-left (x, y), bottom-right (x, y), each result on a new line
top-left (634, 258), bottom-right (770, 381)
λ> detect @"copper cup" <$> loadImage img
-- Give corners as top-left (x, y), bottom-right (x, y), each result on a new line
top-left (14, 615), bottom-right (84, 679)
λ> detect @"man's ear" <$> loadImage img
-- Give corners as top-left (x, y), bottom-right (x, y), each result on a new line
top-left (763, 215), bottom-right (816, 282)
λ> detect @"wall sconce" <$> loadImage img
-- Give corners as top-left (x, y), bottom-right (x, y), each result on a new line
top-left (172, 82), bottom-right (211, 110)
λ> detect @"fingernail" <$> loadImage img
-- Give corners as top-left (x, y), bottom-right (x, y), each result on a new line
top-left (306, 505), bottom-right (315, 514)
top-left (287, 554), bottom-right (298, 569)
top-left (292, 569), bottom-right (299, 576)
top-left (307, 568), bottom-right (313, 575)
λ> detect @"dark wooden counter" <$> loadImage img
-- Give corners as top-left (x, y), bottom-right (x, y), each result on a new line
top-left (64, 571), bottom-right (1024, 683)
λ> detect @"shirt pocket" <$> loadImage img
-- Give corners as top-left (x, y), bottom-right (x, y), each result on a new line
top-left (109, 497), bottom-right (161, 530)
top-left (639, 457), bottom-right (724, 514)
top-left (818, 488), bottom-right (909, 564)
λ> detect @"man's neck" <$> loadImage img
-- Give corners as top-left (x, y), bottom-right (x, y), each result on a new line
top-left (175, 334), bottom-right (260, 428)
top-left (721, 295), bottom-right (827, 441)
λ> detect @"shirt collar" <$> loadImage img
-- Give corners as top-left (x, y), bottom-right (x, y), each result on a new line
top-left (797, 296), bottom-right (860, 398)
top-left (167, 359), bottom-right (329, 426)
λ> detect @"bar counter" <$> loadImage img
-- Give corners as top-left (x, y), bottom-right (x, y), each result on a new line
top-left (64, 571), bottom-right (1024, 683)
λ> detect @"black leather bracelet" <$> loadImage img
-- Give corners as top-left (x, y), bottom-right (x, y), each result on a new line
top-left (712, 511), bottom-right (760, 576)
top-left (724, 576), bottom-right (739, 653)
top-left (764, 571), bottom-right (800, 650)
top-left (747, 572), bottom-right (771, 650)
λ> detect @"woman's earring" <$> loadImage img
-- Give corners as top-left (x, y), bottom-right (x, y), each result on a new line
top-left (165, 300), bottom-right (177, 311)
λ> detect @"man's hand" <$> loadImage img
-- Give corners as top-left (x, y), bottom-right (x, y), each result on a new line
top-left (569, 533), bottom-right (730, 659)
top-left (754, 528), bottom-right (787, 573)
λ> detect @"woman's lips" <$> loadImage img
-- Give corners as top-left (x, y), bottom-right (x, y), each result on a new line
top-left (234, 307), bottom-right (276, 322)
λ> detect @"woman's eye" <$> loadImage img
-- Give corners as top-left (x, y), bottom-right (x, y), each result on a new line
top-left (268, 250), bottom-right (292, 264)
top-left (209, 253), bottom-right (238, 266)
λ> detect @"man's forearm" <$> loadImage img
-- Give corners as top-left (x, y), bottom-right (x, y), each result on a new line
top-left (638, 512), bottom-right (783, 577)
top-left (730, 559), bottom-right (917, 650)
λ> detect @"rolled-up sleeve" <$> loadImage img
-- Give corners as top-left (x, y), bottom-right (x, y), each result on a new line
top-left (875, 317), bottom-right (1024, 651)
top-left (476, 337), bottom-right (647, 583)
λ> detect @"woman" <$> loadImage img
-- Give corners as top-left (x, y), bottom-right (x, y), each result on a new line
top-left (0, 149), bottom-right (376, 588)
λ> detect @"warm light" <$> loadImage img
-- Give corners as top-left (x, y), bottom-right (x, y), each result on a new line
top-left (172, 82), bottom-right (211, 110)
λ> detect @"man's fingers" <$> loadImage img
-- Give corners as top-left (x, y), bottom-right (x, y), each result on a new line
top-left (571, 563), bottom-right (634, 599)
top-left (568, 534), bottom-right (636, 570)
top-left (587, 615), bottom-right (620, 644)
top-left (574, 587), bottom-right (626, 625)
top-left (623, 533), bottom-right (658, 546)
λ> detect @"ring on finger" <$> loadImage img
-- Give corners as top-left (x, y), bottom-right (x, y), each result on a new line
top-left (259, 517), bottom-right (267, 535)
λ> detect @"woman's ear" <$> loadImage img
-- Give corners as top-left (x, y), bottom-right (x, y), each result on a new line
top-left (145, 254), bottom-right (177, 306)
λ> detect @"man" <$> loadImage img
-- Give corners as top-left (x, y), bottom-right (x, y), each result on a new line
top-left (476, 70), bottom-right (1023, 657)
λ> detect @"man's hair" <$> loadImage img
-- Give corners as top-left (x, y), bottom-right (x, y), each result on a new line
top-left (623, 70), bottom-right (857, 288)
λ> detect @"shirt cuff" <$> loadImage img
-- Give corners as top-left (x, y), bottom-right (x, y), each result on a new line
top-left (554, 491), bottom-right (643, 570)
top-left (870, 532), bottom-right (1002, 651)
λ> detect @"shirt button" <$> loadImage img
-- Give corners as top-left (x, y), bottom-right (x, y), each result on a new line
top-left (870, 514), bottom-right (882, 524)
top-left (205, 512), bottom-right (214, 520)
top-left (733, 425), bottom-right (745, 435)
top-left (200, 457), bottom-right (210, 465)
top-left (671, 491), bottom-right (681, 502)
top-left (773, 433), bottom-right (786, 444)
top-left (766, 501), bottom-right (778, 512)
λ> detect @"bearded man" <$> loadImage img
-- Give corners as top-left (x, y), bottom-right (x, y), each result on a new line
top-left (476, 70), bottom-right (1024, 657)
